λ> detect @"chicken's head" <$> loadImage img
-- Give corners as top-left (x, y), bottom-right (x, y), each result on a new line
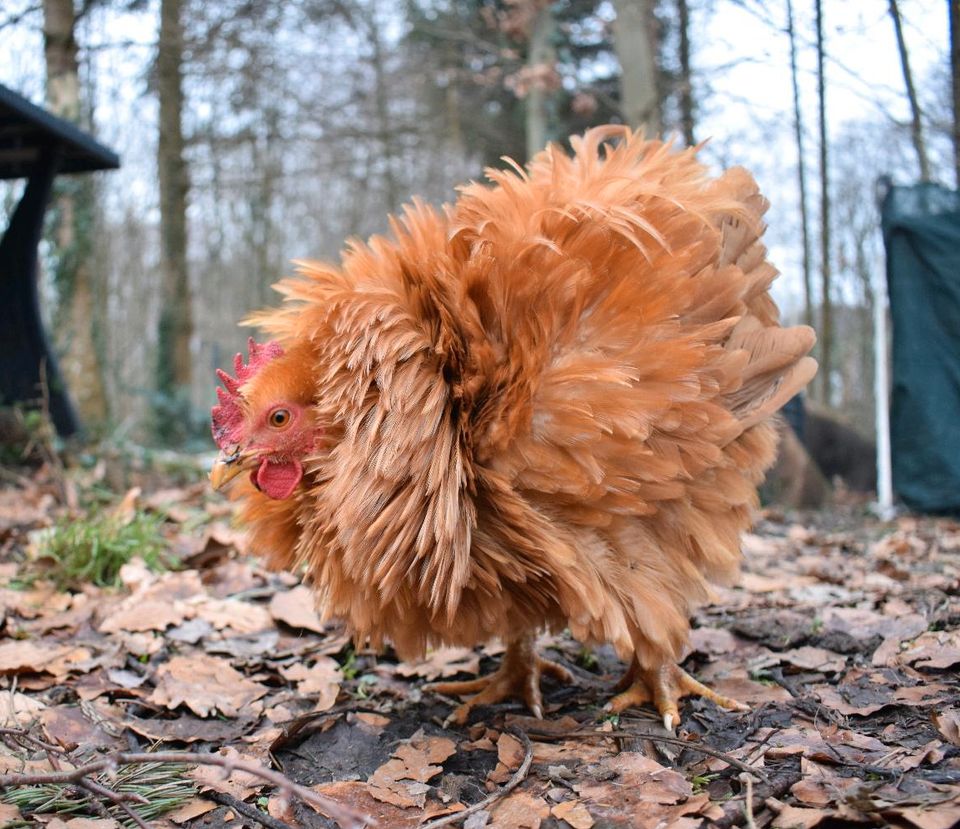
top-left (209, 338), bottom-right (321, 500)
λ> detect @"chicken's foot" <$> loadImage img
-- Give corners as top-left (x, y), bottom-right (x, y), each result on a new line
top-left (606, 660), bottom-right (748, 731)
top-left (427, 635), bottom-right (573, 725)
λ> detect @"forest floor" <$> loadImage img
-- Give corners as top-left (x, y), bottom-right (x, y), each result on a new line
top-left (0, 451), bottom-right (958, 829)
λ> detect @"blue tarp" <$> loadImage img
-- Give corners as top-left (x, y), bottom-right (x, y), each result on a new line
top-left (881, 183), bottom-right (960, 515)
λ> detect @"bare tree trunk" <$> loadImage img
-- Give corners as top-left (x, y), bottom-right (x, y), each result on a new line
top-left (612, 0), bottom-right (660, 134)
top-left (815, 0), bottom-right (832, 404)
top-left (525, 2), bottom-right (556, 158)
top-left (787, 0), bottom-right (813, 330)
top-left (365, 6), bottom-right (400, 209)
top-left (888, 0), bottom-right (931, 180)
top-left (43, 0), bottom-right (109, 427)
top-left (156, 0), bottom-right (192, 424)
top-left (952, 0), bottom-right (960, 187)
top-left (677, 0), bottom-right (695, 146)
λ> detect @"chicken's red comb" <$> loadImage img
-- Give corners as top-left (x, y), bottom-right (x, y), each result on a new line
top-left (211, 338), bottom-right (284, 449)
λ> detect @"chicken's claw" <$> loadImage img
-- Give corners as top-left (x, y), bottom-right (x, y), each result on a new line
top-left (605, 661), bottom-right (748, 729)
top-left (426, 636), bottom-right (573, 725)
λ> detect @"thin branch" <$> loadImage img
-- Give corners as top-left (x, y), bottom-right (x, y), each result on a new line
top-left (419, 729), bottom-right (533, 829)
top-left (0, 750), bottom-right (372, 829)
top-left (207, 790), bottom-right (295, 829)
top-left (525, 727), bottom-right (769, 782)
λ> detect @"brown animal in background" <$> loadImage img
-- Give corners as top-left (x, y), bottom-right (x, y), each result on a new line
top-left (209, 127), bottom-right (817, 729)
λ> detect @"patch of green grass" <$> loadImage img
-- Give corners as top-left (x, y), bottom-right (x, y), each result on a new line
top-left (691, 772), bottom-right (719, 794)
top-left (30, 509), bottom-right (174, 590)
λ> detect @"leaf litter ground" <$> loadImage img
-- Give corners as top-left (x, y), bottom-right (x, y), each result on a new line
top-left (0, 461), bottom-right (958, 829)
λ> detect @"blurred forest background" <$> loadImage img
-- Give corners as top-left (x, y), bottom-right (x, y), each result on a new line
top-left (0, 0), bottom-right (955, 449)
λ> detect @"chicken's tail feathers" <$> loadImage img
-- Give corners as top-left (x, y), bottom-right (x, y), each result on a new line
top-left (724, 319), bottom-right (818, 434)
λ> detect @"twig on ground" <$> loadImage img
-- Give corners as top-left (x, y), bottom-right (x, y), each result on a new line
top-left (419, 728), bottom-right (533, 829)
top-left (78, 779), bottom-right (150, 829)
top-left (0, 749), bottom-right (372, 829)
top-left (526, 727), bottom-right (770, 783)
top-left (740, 773), bottom-right (756, 829)
top-left (207, 790), bottom-right (296, 829)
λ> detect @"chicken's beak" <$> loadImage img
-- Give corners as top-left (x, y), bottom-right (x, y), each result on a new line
top-left (210, 447), bottom-right (256, 491)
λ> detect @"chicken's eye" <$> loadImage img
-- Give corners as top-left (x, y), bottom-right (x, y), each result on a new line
top-left (268, 408), bottom-right (291, 429)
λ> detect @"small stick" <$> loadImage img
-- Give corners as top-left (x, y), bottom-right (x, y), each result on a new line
top-left (526, 728), bottom-right (769, 783)
top-left (419, 729), bottom-right (534, 829)
top-left (208, 790), bottom-right (296, 829)
top-left (740, 773), bottom-right (756, 829)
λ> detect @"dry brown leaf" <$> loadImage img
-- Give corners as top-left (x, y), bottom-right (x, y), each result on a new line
top-left (166, 797), bottom-right (218, 824)
top-left (311, 780), bottom-right (448, 828)
top-left (820, 607), bottom-right (927, 643)
top-left (489, 791), bottom-right (551, 829)
top-left (0, 690), bottom-right (45, 727)
top-left (551, 800), bottom-right (594, 829)
top-left (279, 657), bottom-right (342, 710)
top-left (0, 804), bottom-right (22, 823)
top-left (933, 709), bottom-right (960, 746)
top-left (899, 630), bottom-right (960, 669)
top-left (688, 626), bottom-right (740, 655)
top-left (894, 803), bottom-right (960, 829)
top-left (777, 646), bottom-right (846, 673)
top-left (771, 804), bottom-right (836, 828)
top-left (0, 641), bottom-right (93, 679)
top-left (367, 730), bottom-right (457, 808)
top-left (394, 646), bottom-right (481, 680)
top-left (269, 585), bottom-right (326, 633)
top-left (192, 597), bottom-right (272, 634)
top-left (40, 706), bottom-right (123, 750)
top-left (351, 711), bottom-right (390, 733)
top-left (98, 598), bottom-right (187, 633)
top-left (46, 819), bottom-right (120, 829)
top-left (149, 654), bottom-right (267, 717)
top-left (190, 747), bottom-right (264, 800)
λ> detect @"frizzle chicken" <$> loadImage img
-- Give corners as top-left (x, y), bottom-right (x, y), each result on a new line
top-left (210, 127), bottom-right (817, 728)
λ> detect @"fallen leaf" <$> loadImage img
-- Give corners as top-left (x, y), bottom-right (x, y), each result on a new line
top-left (269, 585), bottom-right (326, 633)
top-left (0, 691), bottom-right (46, 728)
top-left (280, 657), bottom-right (342, 710)
top-left (394, 646), bottom-right (481, 680)
top-left (98, 598), bottom-right (187, 633)
top-left (551, 800), bottom-right (594, 829)
top-left (771, 804), bottom-right (835, 828)
top-left (489, 791), bottom-right (551, 828)
top-left (777, 646), bottom-right (846, 674)
top-left (190, 747), bottom-right (263, 800)
top-left (167, 796), bottom-right (218, 824)
top-left (312, 780), bottom-right (449, 828)
top-left (192, 597), bottom-right (272, 634)
top-left (367, 730), bottom-right (457, 808)
top-left (933, 709), bottom-right (960, 746)
top-left (150, 654), bottom-right (267, 717)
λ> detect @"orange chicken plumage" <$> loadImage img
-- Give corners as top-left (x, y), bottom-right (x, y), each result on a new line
top-left (210, 127), bottom-right (817, 727)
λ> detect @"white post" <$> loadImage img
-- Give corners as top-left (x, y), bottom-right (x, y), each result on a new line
top-left (873, 265), bottom-right (895, 519)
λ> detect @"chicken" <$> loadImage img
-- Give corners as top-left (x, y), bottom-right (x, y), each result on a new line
top-left (210, 126), bottom-right (817, 729)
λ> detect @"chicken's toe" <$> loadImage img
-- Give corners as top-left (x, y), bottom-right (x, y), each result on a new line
top-left (426, 636), bottom-right (573, 724)
top-left (606, 661), bottom-right (747, 727)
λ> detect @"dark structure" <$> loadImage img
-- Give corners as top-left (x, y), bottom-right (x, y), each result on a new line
top-left (0, 84), bottom-right (119, 436)
top-left (881, 182), bottom-right (960, 515)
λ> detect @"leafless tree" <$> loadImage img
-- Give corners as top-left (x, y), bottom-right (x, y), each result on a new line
top-left (612, 0), bottom-right (660, 133)
top-left (815, 0), bottom-right (832, 405)
top-left (156, 0), bottom-right (192, 431)
top-left (42, 0), bottom-right (110, 426)
top-left (787, 0), bottom-right (813, 329)
top-left (888, 0), bottom-right (931, 180)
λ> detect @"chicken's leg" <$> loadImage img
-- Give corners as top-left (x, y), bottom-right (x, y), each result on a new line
top-left (427, 635), bottom-right (573, 724)
top-left (606, 659), bottom-right (748, 731)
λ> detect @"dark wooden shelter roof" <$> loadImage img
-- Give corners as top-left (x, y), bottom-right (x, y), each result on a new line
top-left (0, 83), bottom-right (119, 180)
